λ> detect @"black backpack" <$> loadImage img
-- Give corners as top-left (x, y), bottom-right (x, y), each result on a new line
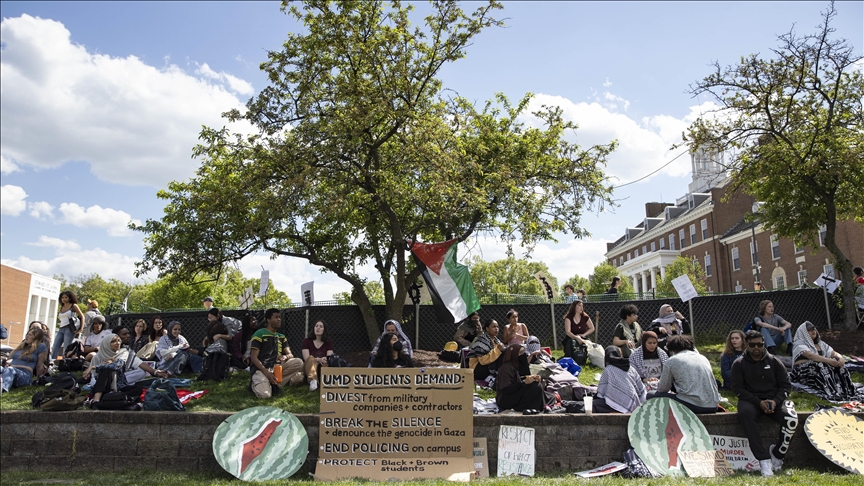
top-left (143, 379), bottom-right (185, 411)
top-left (197, 351), bottom-right (230, 382)
top-left (327, 354), bottom-right (351, 368)
top-left (91, 387), bottom-right (143, 411)
top-left (31, 372), bottom-right (81, 408)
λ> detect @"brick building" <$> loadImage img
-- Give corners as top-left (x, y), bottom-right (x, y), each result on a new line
top-left (604, 150), bottom-right (864, 294)
top-left (0, 264), bottom-right (62, 348)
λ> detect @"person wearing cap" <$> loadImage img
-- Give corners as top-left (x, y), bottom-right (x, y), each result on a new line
top-left (82, 299), bottom-right (102, 338)
top-left (82, 315), bottom-right (112, 361)
top-left (202, 296), bottom-right (214, 310)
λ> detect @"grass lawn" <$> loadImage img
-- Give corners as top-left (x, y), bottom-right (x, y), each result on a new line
top-left (1, 336), bottom-right (861, 412)
top-left (0, 468), bottom-right (860, 485)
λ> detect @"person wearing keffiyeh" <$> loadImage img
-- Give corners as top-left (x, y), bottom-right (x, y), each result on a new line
top-left (628, 331), bottom-right (667, 390)
top-left (790, 321), bottom-right (862, 402)
top-left (648, 304), bottom-right (691, 350)
top-left (594, 346), bottom-right (647, 413)
top-left (468, 320), bottom-right (507, 381)
top-left (370, 319), bottom-right (414, 364)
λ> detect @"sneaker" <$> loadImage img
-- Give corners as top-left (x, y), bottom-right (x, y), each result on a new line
top-left (309, 379), bottom-right (318, 392)
top-left (769, 444), bottom-right (784, 471)
top-left (759, 459), bottom-right (774, 477)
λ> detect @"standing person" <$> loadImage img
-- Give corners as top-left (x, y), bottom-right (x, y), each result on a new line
top-left (576, 288), bottom-right (588, 303)
top-left (468, 319), bottom-right (506, 381)
top-left (753, 300), bottom-right (793, 355)
top-left (651, 335), bottom-right (720, 414)
top-left (371, 333), bottom-right (414, 368)
top-left (454, 312), bottom-right (482, 348)
top-left (495, 344), bottom-right (544, 414)
top-left (1, 328), bottom-right (47, 391)
top-left (605, 277), bottom-right (622, 300)
top-left (612, 304), bottom-right (642, 358)
top-left (502, 309), bottom-right (530, 346)
top-left (648, 304), bottom-right (691, 350)
top-left (720, 330), bottom-right (746, 389)
top-left (249, 308), bottom-right (304, 398)
top-left (595, 345), bottom-right (647, 414)
top-left (563, 284), bottom-right (578, 304)
top-left (731, 330), bottom-right (796, 477)
top-left (628, 331), bottom-right (668, 390)
top-left (202, 296), bottom-right (214, 310)
top-left (302, 320), bottom-right (334, 392)
top-left (82, 299), bottom-right (102, 338)
top-left (51, 290), bottom-right (86, 361)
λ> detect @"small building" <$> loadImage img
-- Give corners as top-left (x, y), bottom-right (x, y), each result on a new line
top-left (604, 150), bottom-right (864, 294)
top-left (0, 264), bottom-right (62, 348)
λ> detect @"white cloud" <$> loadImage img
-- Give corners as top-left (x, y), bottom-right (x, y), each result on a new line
top-left (0, 14), bottom-right (254, 188)
top-left (1, 184), bottom-right (27, 215)
top-left (603, 91), bottom-right (630, 111)
top-left (603, 78), bottom-right (612, 88)
top-left (1, 246), bottom-right (140, 283)
top-left (26, 235), bottom-right (81, 251)
top-left (57, 203), bottom-right (141, 236)
top-left (195, 62), bottom-right (255, 96)
top-left (1, 153), bottom-right (21, 174)
top-left (28, 201), bottom-right (54, 219)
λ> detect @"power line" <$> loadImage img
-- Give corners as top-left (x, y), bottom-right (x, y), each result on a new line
top-left (612, 149), bottom-right (689, 189)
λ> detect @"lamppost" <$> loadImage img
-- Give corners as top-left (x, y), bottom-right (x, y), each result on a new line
top-left (751, 202), bottom-right (763, 289)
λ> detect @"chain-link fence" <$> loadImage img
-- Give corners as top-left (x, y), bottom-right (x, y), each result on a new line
top-left (104, 287), bottom-right (842, 355)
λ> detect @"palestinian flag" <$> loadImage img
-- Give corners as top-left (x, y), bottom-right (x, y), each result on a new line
top-left (410, 239), bottom-right (481, 324)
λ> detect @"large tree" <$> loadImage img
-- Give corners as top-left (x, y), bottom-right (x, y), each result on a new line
top-left (653, 256), bottom-right (707, 296)
top-left (683, 2), bottom-right (864, 330)
top-left (586, 262), bottom-right (633, 296)
top-left (134, 0), bottom-right (615, 344)
top-left (466, 256), bottom-right (557, 301)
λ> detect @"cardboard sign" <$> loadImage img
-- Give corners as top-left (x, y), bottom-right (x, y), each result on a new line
top-left (533, 271), bottom-right (556, 300)
top-left (680, 450), bottom-right (734, 477)
top-left (497, 426), bottom-right (535, 477)
top-left (315, 368), bottom-right (474, 481)
top-left (710, 435), bottom-right (759, 471)
top-left (259, 270), bottom-right (270, 296)
top-left (627, 398), bottom-right (713, 476)
top-left (301, 281), bottom-right (315, 306)
top-left (574, 462), bottom-right (628, 478)
top-left (671, 275), bottom-right (698, 302)
top-left (473, 438), bottom-right (489, 478)
top-left (804, 409), bottom-right (864, 474)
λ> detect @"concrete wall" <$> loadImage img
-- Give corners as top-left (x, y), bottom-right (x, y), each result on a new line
top-left (1, 411), bottom-right (852, 476)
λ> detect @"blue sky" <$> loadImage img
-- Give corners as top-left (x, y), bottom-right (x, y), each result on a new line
top-left (1, 1), bottom-right (862, 303)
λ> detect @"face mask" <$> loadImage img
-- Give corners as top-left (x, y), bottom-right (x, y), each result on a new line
top-left (392, 341), bottom-right (403, 352)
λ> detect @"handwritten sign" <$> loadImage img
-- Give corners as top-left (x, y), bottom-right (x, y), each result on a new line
top-left (671, 275), bottom-right (698, 302)
top-left (301, 281), bottom-right (314, 306)
top-left (473, 438), bottom-right (489, 478)
top-left (315, 368), bottom-right (474, 481)
top-left (497, 426), bottom-right (535, 477)
top-left (680, 450), bottom-right (734, 477)
top-left (710, 435), bottom-right (759, 471)
top-left (533, 272), bottom-right (556, 300)
top-left (804, 409), bottom-right (864, 474)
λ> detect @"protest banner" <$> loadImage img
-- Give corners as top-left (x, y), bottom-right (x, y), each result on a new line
top-left (314, 368), bottom-right (474, 481)
top-left (497, 426), bottom-right (535, 477)
top-left (710, 435), bottom-right (759, 471)
top-left (680, 450), bottom-right (734, 477)
top-left (473, 438), bottom-right (489, 478)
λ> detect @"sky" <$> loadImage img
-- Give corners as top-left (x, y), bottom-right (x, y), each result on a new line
top-left (1, 1), bottom-right (862, 304)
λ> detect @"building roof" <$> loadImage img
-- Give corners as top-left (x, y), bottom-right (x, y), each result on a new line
top-left (720, 218), bottom-right (758, 240)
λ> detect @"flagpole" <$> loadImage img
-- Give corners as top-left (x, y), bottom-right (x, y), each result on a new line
top-left (415, 303), bottom-right (420, 351)
top-left (550, 302), bottom-right (558, 350)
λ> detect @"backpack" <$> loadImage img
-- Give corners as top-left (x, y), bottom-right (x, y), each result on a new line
top-left (58, 357), bottom-right (87, 372)
top-left (91, 388), bottom-right (142, 411)
top-left (38, 389), bottom-right (86, 411)
top-left (31, 372), bottom-right (81, 408)
top-left (327, 354), bottom-right (351, 368)
top-left (143, 378), bottom-right (185, 411)
top-left (438, 342), bottom-right (462, 363)
top-left (0, 323), bottom-right (8, 340)
top-left (197, 351), bottom-right (230, 382)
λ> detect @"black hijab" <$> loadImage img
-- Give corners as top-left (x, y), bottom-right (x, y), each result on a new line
top-left (605, 345), bottom-right (630, 372)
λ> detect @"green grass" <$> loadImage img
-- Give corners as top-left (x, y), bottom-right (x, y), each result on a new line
top-left (2, 337), bottom-right (861, 413)
top-left (0, 468), bottom-right (859, 485)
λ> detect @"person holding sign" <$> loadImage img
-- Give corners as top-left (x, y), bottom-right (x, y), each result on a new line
top-left (791, 322), bottom-right (862, 402)
top-left (647, 304), bottom-right (691, 351)
top-left (249, 309), bottom-right (305, 398)
top-left (495, 344), bottom-right (544, 414)
top-left (468, 319), bottom-right (506, 381)
top-left (612, 304), bottom-right (642, 359)
top-left (371, 333), bottom-right (414, 368)
top-left (730, 330), bottom-right (796, 477)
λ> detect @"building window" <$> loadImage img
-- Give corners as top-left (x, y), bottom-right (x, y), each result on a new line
top-left (634, 249), bottom-right (639, 257)
top-left (701, 219), bottom-right (709, 240)
top-left (771, 235), bottom-right (780, 260)
top-left (775, 275), bottom-right (785, 289)
top-left (732, 247), bottom-right (740, 271)
top-left (704, 254), bottom-right (712, 277)
top-left (794, 240), bottom-right (804, 254)
top-left (679, 229), bottom-right (686, 248)
top-left (669, 235), bottom-right (676, 250)
top-left (627, 252), bottom-right (631, 261)
top-left (750, 241), bottom-right (759, 266)
top-left (642, 245), bottom-right (647, 255)
top-left (613, 258), bottom-right (617, 267)
top-left (798, 269), bottom-right (808, 286)
top-left (823, 264), bottom-right (835, 278)
top-left (650, 241), bottom-right (656, 252)
top-left (660, 238), bottom-right (666, 250)
top-left (690, 224), bottom-right (697, 245)
top-left (818, 225), bottom-right (827, 246)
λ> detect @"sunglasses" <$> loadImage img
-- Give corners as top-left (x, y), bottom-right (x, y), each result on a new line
top-left (748, 342), bottom-right (765, 348)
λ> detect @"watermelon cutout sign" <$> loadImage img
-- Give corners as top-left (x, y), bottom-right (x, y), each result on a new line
top-left (628, 398), bottom-right (713, 476)
top-left (213, 406), bottom-right (308, 480)
top-left (804, 409), bottom-right (863, 474)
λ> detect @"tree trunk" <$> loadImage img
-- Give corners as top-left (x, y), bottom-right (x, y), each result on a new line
top-left (825, 224), bottom-right (857, 331)
top-left (352, 285), bottom-right (381, 348)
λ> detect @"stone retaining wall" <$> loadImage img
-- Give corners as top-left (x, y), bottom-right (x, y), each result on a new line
top-left (0, 411), bottom-right (851, 476)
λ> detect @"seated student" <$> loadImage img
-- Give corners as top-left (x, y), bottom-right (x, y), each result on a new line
top-left (628, 331), bottom-right (667, 391)
top-left (1, 328), bottom-right (47, 392)
top-left (83, 334), bottom-right (126, 406)
top-left (302, 320), bottom-right (334, 392)
top-left (130, 319), bottom-right (151, 355)
top-left (595, 345), bottom-right (647, 413)
top-left (648, 304), bottom-right (691, 350)
top-left (81, 315), bottom-right (112, 361)
top-left (454, 312), bottom-right (482, 348)
top-left (155, 322), bottom-right (203, 376)
top-left (525, 336), bottom-right (554, 365)
top-left (753, 300), bottom-right (793, 355)
top-left (204, 308), bottom-right (233, 355)
top-left (720, 330), bottom-right (746, 389)
top-left (791, 322), bottom-right (863, 402)
top-left (112, 325), bottom-right (168, 384)
top-left (612, 304), bottom-right (642, 359)
top-left (29, 321), bottom-right (52, 370)
top-left (371, 333), bottom-right (414, 368)
top-left (468, 319), bottom-right (507, 381)
top-left (495, 344), bottom-right (544, 413)
top-left (502, 309), bottom-right (530, 346)
top-left (651, 335), bottom-right (720, 414)
top-left (250, 309), bottom-right (305, 399)
top-left (370, 320), bottom-right (414, 366)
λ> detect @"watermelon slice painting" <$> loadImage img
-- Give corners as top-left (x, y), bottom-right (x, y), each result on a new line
top-left (213, 407), bottom-right (308, 481)
top-left (628, 398), bottom-right (713, 476)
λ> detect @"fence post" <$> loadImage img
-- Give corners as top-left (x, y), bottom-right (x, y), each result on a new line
top-left (550, 302), bottom-right (558, 350)
top-left (415, 303), bottom-right (420, 350)
top-left (688, 299), bottom-right (695, 343)
top-left (594, 310), bottom-right (600, 343)
top-left (305, 309), bottom-right (309, 337)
